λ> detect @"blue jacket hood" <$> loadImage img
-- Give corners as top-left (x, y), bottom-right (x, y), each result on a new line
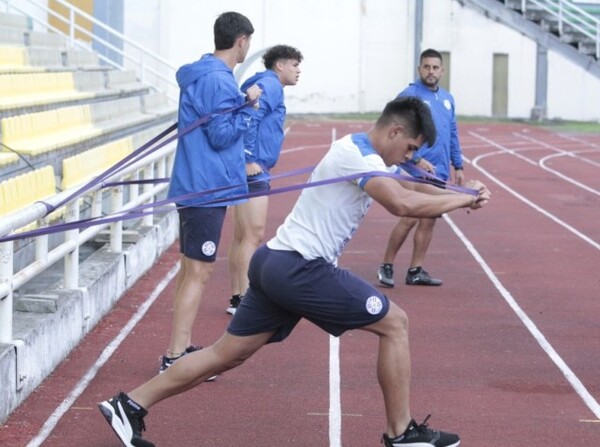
top-left (176, 54), bottom-right (231, 90)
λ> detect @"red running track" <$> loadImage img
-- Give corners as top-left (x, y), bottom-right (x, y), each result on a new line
top-left (0, 120), bottom-right (599, 446)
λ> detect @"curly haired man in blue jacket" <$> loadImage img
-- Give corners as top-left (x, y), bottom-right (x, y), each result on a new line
top-left (226, 44), bottom-right (303, 315)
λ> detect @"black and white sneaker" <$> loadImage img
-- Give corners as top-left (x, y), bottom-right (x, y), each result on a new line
top-left (405, 267), bottom-right (442, 286)
top-left (226, 294), bottom-right (242, 315)
top-left (381, 416), bottom-right (460, 446)
top-left (378, 263), bottom-right (395, 287)
top-left (159, 345), bottom-right (217, 381)
top-left (98, 392), bottom-right (154, 447)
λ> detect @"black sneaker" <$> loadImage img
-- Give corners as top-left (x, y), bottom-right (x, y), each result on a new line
top-left (98, 392), bottom-right (154, 447)
top-left (405, 267), bottom-right (442, 286)
top-left (159, 345), bottom-right (217, 381)
top-left (226, 294), bottom-right (242, 315)
top-left (378, 263), bottom-right (395, 287)
top-left (381, 416), bottom-right (460, 446)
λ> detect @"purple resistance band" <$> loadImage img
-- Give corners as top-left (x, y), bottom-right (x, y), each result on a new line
top-left (1, 105), bottom-right (478, 243)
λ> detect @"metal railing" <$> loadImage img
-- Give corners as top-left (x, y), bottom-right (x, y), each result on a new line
top-left (0, 142), bottom-right (176, 343)
top-left (0, 0), bottom-right (179, 100)
top-left (520, 0), bottom-right (600, 58)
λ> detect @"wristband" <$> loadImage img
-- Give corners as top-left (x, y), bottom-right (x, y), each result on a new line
top-left (411, 156), bottom-right (422, 165)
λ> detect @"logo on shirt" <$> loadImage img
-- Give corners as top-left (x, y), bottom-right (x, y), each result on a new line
top-left (443, 99), bottom-right (451, 110)
top-left (202, 241), bottom-right (216, 256)
top-left (365, 296), bottom-right (383, 315)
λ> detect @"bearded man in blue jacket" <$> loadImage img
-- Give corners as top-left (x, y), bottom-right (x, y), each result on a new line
top-left (226, 44), bottom-right (303, 315)
top-left (378, 48), bottom-right (465, 287)
top-left (160, 11), bottom-right (262, 374)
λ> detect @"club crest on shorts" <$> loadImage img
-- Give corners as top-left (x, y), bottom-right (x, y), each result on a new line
top-left (202, 241), bottom-right (216, 256)
top-left (365, 296), bottom-right (383, 315)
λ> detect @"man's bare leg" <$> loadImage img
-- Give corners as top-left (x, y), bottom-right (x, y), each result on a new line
top-left (133, 331), bottom-right (274, 409)
top-left (167, 256), bottom-right (214, 357)
top-left (233, 195), bottom-right (269, 295)
top-left (360, 302), bottom-right (411, 437)
top-left (382, 217), bottom-right (418, 265)
top-left (409, 217), bottom-right (436, 268)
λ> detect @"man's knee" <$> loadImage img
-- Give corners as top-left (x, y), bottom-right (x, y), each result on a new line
top-left (382, 304), bottom-right (409, 336)
top-left (397, 217), bottom-right (418, 230)
top-left (184, 257), bottom-right (216, 283)
top-left (417, 217), bottom-right (436, 230)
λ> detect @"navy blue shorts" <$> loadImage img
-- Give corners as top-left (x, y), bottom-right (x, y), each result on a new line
top-left (227, 245), bottom-right (390, 343)
top-left (247, 176), bottom-right (270, 193)
top-left (177, 206), bottom-right (227, 262)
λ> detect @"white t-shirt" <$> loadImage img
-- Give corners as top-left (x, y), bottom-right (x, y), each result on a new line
top-left (267, 133), bottom-right (393, 263)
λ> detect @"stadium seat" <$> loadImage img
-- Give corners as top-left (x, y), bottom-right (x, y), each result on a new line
top-left (106, 69), bottom-right (149, 95)
top-left (62, 137), bottom-right (133, 189)
top-left (0, 26), bottom-right (26, 45)
top-left (64, 48), bottom-right (103, 70)
top-left (1, 97), bottom-right (155, 156)
top-left (0, 152), bottom-right (19, 167)
top-left (0, 72), bottom-right (96, 110)
top-left (0, 165), bottom-right (60, 231)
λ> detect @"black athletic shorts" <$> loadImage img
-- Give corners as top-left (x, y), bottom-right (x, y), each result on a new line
top-left (228, 245), bottom-right (390, 343)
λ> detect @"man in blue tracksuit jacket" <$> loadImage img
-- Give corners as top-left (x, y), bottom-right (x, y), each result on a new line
top-left (378, 48), bottom-right (465, 288)
top-left (160, 12), bottom-right (262, 375)
top-left (227, 45), bottom-right (303, 315)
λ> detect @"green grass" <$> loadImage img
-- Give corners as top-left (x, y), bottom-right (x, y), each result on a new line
top-left (288, 113), bottom-right (600, 133)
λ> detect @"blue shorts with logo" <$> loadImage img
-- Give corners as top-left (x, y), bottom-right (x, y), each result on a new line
top-left (227, 245), bottom-right (390, 343)
top-left (177, 205), bottom-right (227, 262)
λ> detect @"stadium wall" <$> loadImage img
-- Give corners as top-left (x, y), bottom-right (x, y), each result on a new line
top-left (119, 0), bottom-right (600, 121)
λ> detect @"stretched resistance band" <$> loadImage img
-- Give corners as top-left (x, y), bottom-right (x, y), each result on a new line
top-left (0, 162), bottom-right (478, 243)
top-left (1, 100), bottom-right (478, 243)
top-left (41, 100), bottom-right (257, 215)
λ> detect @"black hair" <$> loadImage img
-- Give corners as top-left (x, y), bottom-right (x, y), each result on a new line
top-left (420, 48), bottom-right (443, 64)
top-left (262, 45), bottom-right (303, 69)
top-left (376, 97), bottom-right (436, 147)
top-left (214, 11), bottom-right (254, 50)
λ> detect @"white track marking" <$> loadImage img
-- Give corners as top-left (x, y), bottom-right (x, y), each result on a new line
top-left (444, 214), bottom-right (600, 419)
top-left (329, 335), bottom-right (342, 447)
top-left (465, 136), bottom-right (600, 251)
top-left (26, 263), bottom-right (181, 447)
top-left (469, 131), bottom-right (600, 196)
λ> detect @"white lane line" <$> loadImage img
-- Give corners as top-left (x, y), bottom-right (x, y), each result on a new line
top-left (444, 214), bottom-right (600, 419)
top-left (329, 335), bottom-right (342, 447)
top-left (466, 149), bottom-right (600, 251)
top-left (329, 126), bottom-right (342, 447)
top-left (539, 152), bottom-right (600, 197)
top-left (469, 131), bottom-right (600, 196)
top-left (26, 262), bottom-right (181, 447)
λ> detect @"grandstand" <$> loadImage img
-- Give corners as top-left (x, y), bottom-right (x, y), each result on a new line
top-left (0, 1), bottom-right (179, 422)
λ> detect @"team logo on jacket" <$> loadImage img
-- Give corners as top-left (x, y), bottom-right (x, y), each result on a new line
top-left (202, 241), bottom-right (216, 256)
top-left (444, 99), bottom-right (451, 110)
top-left (365, 296), bottom-right (383, 315)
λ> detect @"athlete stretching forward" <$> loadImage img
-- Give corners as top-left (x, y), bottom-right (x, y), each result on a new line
top-left (99, 97), bottom-right (490, 447)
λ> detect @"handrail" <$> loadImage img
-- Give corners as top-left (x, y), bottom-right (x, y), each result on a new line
top-left (0, 0), bottom-right (179, 100)
top-left (0, 139), bottom-right (176, 343)
top-left (526, 0), bottom-right (600, 58)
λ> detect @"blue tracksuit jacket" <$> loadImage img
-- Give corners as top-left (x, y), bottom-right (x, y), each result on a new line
top-left (398, 80), bottom-right (463, 181)
top-left (167, 53), bottom-right (255, 207)
top-left (240, 69), bottom-right (286, 183)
